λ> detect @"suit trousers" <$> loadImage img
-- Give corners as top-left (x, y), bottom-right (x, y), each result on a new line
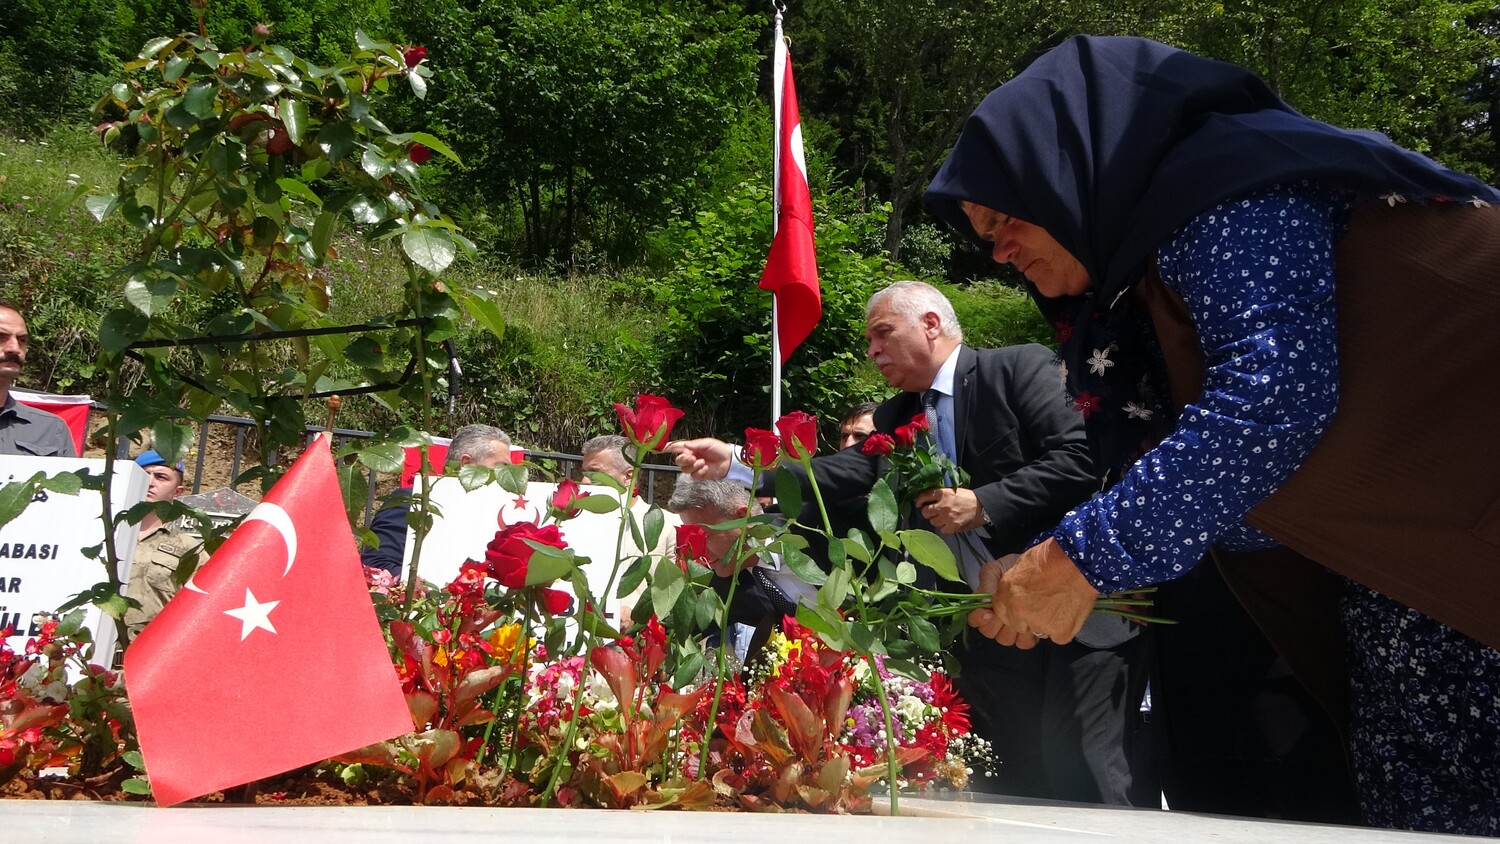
top-left (955, 630), bottom-right (1148, 805)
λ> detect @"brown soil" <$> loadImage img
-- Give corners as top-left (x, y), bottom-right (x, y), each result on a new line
top-left (2, 766), bottom-right (537, 806)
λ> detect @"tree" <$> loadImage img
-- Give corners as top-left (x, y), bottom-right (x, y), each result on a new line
top-left (395, 0), bottom-right (759, 266)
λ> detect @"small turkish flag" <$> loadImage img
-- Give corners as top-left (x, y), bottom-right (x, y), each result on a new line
top-left (758, 36), bottom-right (821, 364)
top-left (125, 433), bottom-right (411, 806)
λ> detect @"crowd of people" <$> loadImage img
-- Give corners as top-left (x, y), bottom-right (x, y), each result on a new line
top-left (5, 34), bottom-right (1497, 834)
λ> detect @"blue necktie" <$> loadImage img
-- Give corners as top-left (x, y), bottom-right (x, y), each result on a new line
top-left (920, 388), bottom-right (984, 587)
top-left (922, 389), bottom-right (957, 463)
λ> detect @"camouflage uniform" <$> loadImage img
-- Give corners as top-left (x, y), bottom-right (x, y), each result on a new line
top-left (124, 520), bottom-right (203, 637)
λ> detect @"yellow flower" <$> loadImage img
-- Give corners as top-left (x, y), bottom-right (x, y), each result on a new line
top-left (487, 622), bottom-right (529, 662)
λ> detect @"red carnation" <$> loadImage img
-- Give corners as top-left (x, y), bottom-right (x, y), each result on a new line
top-left (484, 522), bottom-right (566, 588)
top-left (409, 143), bottom-right (432, 165)
top-left (776, 410), bottom-right (818, 461)
top-left (861, 432), bottom-right (896, 456)
top-left (614, 393), bottom-right (685, 452)
top-left (675, 523), bottom-right (709, 570)
top-left (404, 46), bottom-right (428, 68)
top-left (550, 477), bottom-right (589, 520)
top-left (740, 428), bottom-right (781, 471)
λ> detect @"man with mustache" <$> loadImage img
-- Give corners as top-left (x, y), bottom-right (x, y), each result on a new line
top-left (0, 303), bottom-right (76, 458)
top-left (671, 281), bottom-right (1149, 805)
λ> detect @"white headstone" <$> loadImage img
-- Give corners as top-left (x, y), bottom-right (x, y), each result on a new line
top-left (0, 457), bottom-right (147, 663)
top-left (400, 479), bottom-right (648, 620)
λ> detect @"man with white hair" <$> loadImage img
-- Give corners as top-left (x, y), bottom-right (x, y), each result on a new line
top-left (361, 424), bottom-right (514, 576)
top-left (666, 476), bottom-right (815, 662)
top-left (670, 280), bottom-right (1145, 806)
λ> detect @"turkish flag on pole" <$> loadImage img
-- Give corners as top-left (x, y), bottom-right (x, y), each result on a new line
top-left (124, 434), bottom-right (411, 806)
top-left (758, 32), bottom-right (821, 365)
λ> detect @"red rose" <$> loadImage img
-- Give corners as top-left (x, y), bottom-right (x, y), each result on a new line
top-left (404, 46), bottom-right (428, 68)
top-left (776, 410), bottom-right (818, 461)
top-left (739, 428), bottom-right (781, 471)
top-left (614, 393), bottom-right (685, 452)
top-left (894, 423), bottom-right (919, 448)
top-left (540, 587), bottom-right (572, 615)
top-left (907, 412), bottom-right (929, 433)
top-left (550, 477), bottom-right (589, 520)
top-left (675, 523), bottom-right (709, 570)
top-left (484, 522), bottom-right (566, 588)
top-left (409, 143), bottom-right (432, 165)
top-left (861, 432), bottom-right (896, 456)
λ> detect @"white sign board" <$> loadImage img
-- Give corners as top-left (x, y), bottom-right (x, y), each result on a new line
top-left (0, 457), bottom-right (148, 663)
top-left (401, 479), bottom-right (655, 620)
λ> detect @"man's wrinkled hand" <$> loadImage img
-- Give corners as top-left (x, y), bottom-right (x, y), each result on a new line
top-left (914, 486), bottom-right (984, 533)
top-left (665, 438), bottom-right (732, 480)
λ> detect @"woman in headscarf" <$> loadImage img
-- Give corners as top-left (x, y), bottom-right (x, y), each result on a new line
top-left (925, 35), bottom-right (1500, 834)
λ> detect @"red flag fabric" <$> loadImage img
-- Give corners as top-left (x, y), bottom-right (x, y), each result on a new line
top-left (12, 388), bottom-right (90, 456)
top-left (124, 433), bottom-right (411, 806)
top-left (399, 437), bottom-right (452, 487)
top-left (758, 45), bottom-right (822, 364)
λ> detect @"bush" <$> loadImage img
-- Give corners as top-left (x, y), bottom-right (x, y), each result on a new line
top-left (641, 177), bottom-right (895, 441)
top-left (946, 280), bottom-right (1053, 350)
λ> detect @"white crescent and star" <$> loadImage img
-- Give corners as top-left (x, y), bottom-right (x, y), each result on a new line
top-left (223, 588), bottom-right (279, 640)
top-left (180, 501), bottom-right (300, 641)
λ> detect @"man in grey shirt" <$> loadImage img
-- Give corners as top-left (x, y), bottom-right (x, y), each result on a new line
top-left (0, 303), bottom-right (76, 457)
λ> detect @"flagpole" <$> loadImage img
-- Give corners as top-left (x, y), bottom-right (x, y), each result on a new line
top-left (769, 4), bottom-right (786, 424)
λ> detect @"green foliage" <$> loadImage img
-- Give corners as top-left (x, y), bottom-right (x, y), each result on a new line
top-left (946, 281), bottom-right (1053, 350)
top-left (393, 0), bottom-right (759, 266)
top-left (641, 177), bottom-right (895, 440)
top-left (88, 29), bottom-right (473, 466)
top-left (1139, 0), bottom-right (1499, 180)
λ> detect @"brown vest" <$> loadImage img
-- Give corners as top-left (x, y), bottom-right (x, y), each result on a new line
top-left (1139, 200), bottom-right (1500, 715)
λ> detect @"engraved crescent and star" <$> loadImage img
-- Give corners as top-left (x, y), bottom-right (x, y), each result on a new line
top-left (184, 502), bottom-right (298, 641)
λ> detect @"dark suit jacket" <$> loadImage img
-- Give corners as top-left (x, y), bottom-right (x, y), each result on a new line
top-left (780, 343), bottom-right (1098, 559)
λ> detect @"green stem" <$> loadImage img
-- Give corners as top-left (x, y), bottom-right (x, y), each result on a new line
top-left (796, 454), bottom-right (834, 536)
top-left (401, 458), bottom-right (430, 615)
top-left (543, 573), bottom-right (603, 803)
top-left (803, 452), bottom-right (900, 811)
top-left (866, 653), bottom-right (902, 815)
top-left (696, 470), bottom-right (757, 777)
top-left (597, 447), bottom-right (650, 634)
top-left (98, 398), bottom-right (128, 650)
top-left (490, 601), bottom-right (536, 782)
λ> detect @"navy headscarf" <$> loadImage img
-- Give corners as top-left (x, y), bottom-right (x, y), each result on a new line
top-left (925, 35), bottom-right (1500, 479)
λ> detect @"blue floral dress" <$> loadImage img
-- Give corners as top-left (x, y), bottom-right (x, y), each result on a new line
top-left (1050, 182), bottom-right (1500, 835)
